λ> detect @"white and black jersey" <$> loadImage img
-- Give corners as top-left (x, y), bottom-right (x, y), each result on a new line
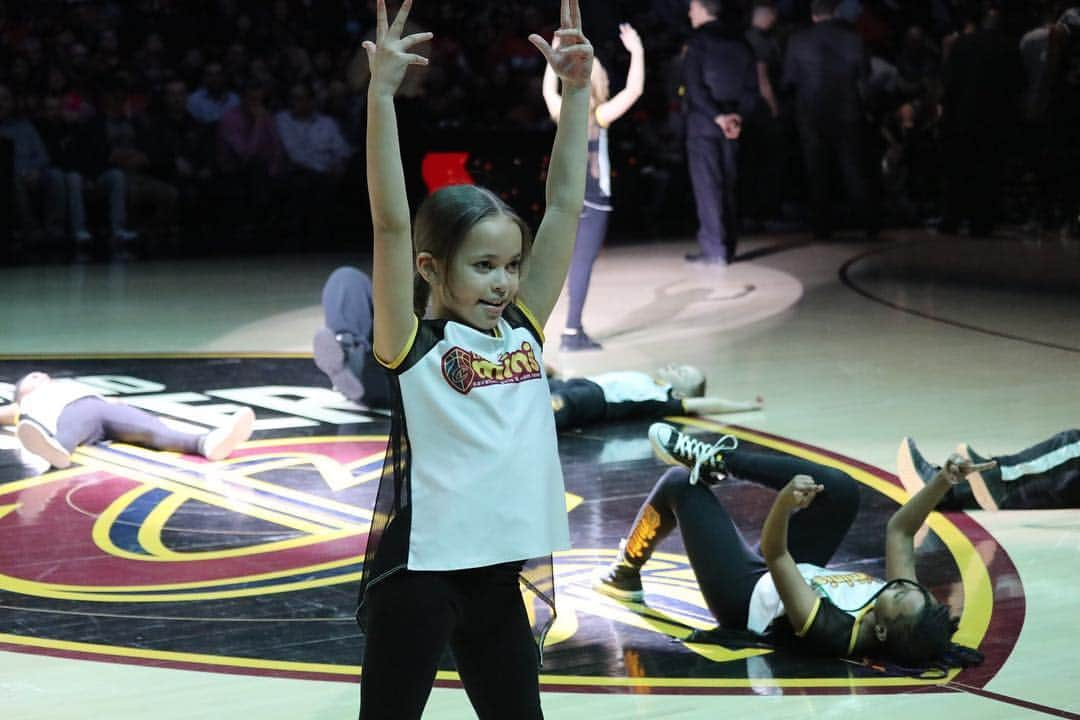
top-left (359, 301), bottom-right (570, 610)
top-left (549, 371), bottom-right (684, 430)
top-left (748, 564), bottom-right (884, 657)
top-left (19, 380), bottom-right (102, 434)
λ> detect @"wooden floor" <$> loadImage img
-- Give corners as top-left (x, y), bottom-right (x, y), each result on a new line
top-left (1, 229), bottom-right (1078, 719)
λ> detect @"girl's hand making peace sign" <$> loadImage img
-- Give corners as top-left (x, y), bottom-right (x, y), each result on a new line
top-left (363, 0), bottom-right (433, 98)
top-left (529, 0), bottom-right (594, 90)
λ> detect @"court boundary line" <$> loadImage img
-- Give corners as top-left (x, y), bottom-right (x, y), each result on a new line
top-left (837, 238), bottom-right (1080, 354)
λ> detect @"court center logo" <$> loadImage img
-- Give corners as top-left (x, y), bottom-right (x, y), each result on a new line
top-left (0, 363), bottom-right (1023, 696)
top-left (0, 437), bottom-right (385, 602)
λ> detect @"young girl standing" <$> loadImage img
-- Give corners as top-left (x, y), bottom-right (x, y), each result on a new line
top-left (356, 1), bottom-right (592, 718)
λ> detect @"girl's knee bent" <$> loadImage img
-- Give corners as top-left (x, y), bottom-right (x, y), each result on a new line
top-left (655, 466), bottom-right (696, 503)
top-left (816, 467), bottom-right (860, 513)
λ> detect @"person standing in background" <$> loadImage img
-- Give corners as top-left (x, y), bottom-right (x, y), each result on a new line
top-left (543, 22), bottom-right (644, 350)
top-left (782, 0), bottom-right (877, 241)
top-left (741, 0), bottom-right (786, 229)
top-left (682, 0), bottom-right (758, 266)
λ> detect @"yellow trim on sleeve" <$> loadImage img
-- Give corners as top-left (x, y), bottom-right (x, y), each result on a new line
top-left (375, 315), bottom-right (419, 370)
top-left (513, 300), bottom-right (546, 344)
top-left (796, 597), bottom-right (822, 638)
top-left (594, 108), bottom-right (610, 129)
top-left (848, 604), bottom-right (873, 656)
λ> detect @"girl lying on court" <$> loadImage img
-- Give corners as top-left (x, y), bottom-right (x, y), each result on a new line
top-left (4, 372), bottom-right (254, 469)
top-left (596, 422), bottom-right (992, 670)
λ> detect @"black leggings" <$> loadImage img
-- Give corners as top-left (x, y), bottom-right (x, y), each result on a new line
top-left (564, 205), bottom-right (610, 331)
top-left (626, 450), bottom-right (860, 629)
top-left (359, 563), bottom-right (542, 720)
top-left (991, 428), bottom-right (1080, 509)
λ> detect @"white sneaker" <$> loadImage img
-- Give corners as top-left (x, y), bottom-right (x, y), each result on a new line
top-left (17, 420), bottom-right (73, 469)
top-left (202, 408), bottom-right (255, 461)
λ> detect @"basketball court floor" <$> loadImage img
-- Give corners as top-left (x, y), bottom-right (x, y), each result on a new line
top-left (1, 229), bottom-right (1078, 719)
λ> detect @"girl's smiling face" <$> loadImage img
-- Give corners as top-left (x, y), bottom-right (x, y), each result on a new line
top-left (423, 215), bottom-right (523, 331)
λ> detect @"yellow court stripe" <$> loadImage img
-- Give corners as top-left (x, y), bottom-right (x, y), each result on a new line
top-left (90, 482), bottom-right (362, 563)
top-left (0, 570), bottom-right (366, 603)
top-left (237, 435), bottom-right (388, 448)
top-left (76, 449), bottom-right (339, 534)
top-left (0, 631), bottom-right (957, 688)
top-left (0, 466), bottom-right (101, 495)
top-left (2, 551), bottom-right (364, 594)
top-left (0, 633), bottom-right (360, 675)
top-left (105, 443), bottom-right (375, 520)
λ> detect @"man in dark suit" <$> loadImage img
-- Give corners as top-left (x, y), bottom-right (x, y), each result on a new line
top-left (940, 6), bottom-right (1022, 237)
top-left (682, 0), bottom-right (759, 265)
top-left (782, 0), bottom-right (876, 240)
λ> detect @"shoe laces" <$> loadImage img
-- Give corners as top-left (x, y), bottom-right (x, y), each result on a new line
top-left (674, 431), bottom-right (738, 485)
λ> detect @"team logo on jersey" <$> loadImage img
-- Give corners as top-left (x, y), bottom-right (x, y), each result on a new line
top-left (441, 341), bottom-right (541, 394)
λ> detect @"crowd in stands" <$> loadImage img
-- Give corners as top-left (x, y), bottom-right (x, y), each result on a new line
top-left (1, 0), bottom-right (1077, 263)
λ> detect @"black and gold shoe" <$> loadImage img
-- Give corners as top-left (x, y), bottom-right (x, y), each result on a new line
top-left (649, 422), bottom-right (734, 484)
top-left (594, 541), bottom-right (644, 602)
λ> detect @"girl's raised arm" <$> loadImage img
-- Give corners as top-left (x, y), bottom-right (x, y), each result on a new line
top-left (595, 23), bottom-right (645, 128)
top-left (541, 62), bottom-right (561, 122)
top-left (884, 452), bottom-right (995, 582)
top-left (519, 0), bottom-right (593, 326)
top-left (760, 476), bottom-right (825, 634)
top-left (364, 0), bottom-right (433, 363)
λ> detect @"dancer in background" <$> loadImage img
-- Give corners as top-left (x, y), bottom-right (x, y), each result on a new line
top-left (549, 364), bottom-right (761, 429)
top-left (542, 22), bottom-right (644, 351)
top-left (597, 422), bottom-right (988, 670)
top-left (312, 269), bottom-right (761, 424)
top-left (7, 372), bottom-right (253, 469)
top-left (898, 433), bottom-right (1080, 511)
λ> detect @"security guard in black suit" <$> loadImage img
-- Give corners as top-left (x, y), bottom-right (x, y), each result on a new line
top-left (782, 0), bottom-right (877, 240)
top-left (682, 0), bottom-right (759, 265)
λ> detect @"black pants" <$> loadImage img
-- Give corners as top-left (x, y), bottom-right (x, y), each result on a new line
top-left (564, 205), bottom-right (610, 331)
top-left (359, 563), bottom-right (542, 720)
top-left (796, 117), bottom-right (875, 239)
top-left (990, 429), bottom-right (1080, 509)
top-left (624, 450), bottom-right (859, 629)
top-left (740, 114), bottom-right (786, 221)
top-left (687, 133), bottom-right (739, 261)
top-left (941, 129), bottom-right (1005, 236)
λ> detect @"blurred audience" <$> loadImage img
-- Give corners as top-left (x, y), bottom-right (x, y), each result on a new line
top-left (0, 0), bottom-right (1071, 265)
